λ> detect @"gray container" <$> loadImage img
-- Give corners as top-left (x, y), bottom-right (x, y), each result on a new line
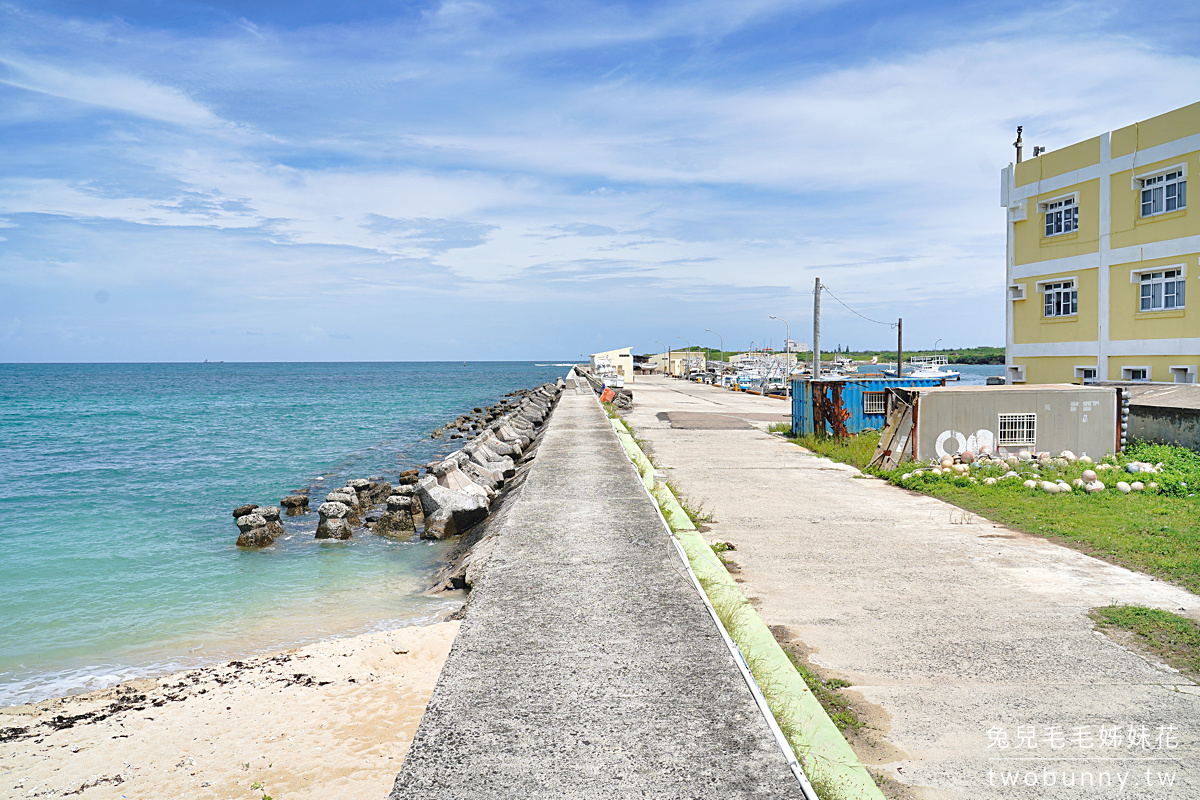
top-left (903, 385), bottom-right (1121, 461)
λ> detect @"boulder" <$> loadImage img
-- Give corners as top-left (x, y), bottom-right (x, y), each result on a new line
top-left (326, 490), bottom-right (359, 509)
top-left (232, 503), bottom-right (259, 519)
top-left (347, 478), bottom-right (371, 491)
top-left (237, 526), bottom-right (274, 547)
top-left (415, 477), bottom-right (489, 535)
top-left (396, 469), bottom-right (420, 485)
top-left (386, 495), bottom-right (413, 512)
top-left (318, 500), bottom-right (349, 518)
top-left (373, 509), bottom-right (415, 536)
top-left (280, 495), bottom-right (309, 509)
top-left (421, 508), bottom-right (456, 540)
top-left (236, 513), bottom-right (267, 533)
top-left (258, 506), bottom-right (281, 522)
top-left (315, 501), bottom-right (352, 540)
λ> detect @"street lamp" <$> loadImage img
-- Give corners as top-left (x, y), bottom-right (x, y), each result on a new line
top-left (769, 315), bottom-right (791, 399)
top-left (935, 338), bottom-right (942, 354)
top-left (677, 335), bottom-right (691, 377)
top-left (654, 340), bottom-right (669, 378)
top-left (705, 328), bottom-right (724, 367)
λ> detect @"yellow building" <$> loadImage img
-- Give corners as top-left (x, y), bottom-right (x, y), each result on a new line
top-left (1002, 101), bottom-right (1200, 385)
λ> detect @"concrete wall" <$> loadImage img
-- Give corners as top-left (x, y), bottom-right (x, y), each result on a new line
top-left (913, 386), bottom-right (1119, 460)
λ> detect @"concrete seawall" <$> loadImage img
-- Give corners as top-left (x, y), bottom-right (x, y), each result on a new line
top-left (390, 382), bottom-right (803, 798)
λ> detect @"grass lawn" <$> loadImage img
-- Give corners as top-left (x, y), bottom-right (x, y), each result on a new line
top-left (1091, 605), bottom-right (1200, 682)
top-left (793, 432), bottom-right (1200, 595)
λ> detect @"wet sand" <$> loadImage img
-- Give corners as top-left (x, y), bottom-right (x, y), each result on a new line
top-left (1, 621), bottom-right (459, 799)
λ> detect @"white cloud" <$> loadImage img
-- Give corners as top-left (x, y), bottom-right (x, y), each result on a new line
top-left (0, 56), bottom-right (225, 127)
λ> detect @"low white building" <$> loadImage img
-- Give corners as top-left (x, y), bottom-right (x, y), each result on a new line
top-left (590, 347), bottom-right (635, 384)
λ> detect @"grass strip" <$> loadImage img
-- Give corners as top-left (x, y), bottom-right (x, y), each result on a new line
top-left (1090, 605), bottom-right (1200, 681)
top-left (609, 415), bottom-right (883, 800)
top-left (793, 432), bottom-right (1200, 595)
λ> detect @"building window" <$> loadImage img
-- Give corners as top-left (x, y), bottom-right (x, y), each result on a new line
top-left (1169, 365), bottom-right (1197, 384)
top-left (862, 391), bottom-right (886, 415)
top-left (1141, 171), bottom-right (1186, 217)
top-left (1139, 269), bottom-right (1185, 311)
top-left (1043, 280), bottom-right (1077, 317)
top-left (1074, 366), bottom-right (1098, 384)
top-left (998, 413), bottom-right (1037, 446)
top-left (1044, 197), bottom-right (1079, 236)
top-left (1122, 366), bottom-right (1150, 381)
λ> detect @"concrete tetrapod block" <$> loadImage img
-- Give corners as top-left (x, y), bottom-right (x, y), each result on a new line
top-left (415, 476), bottom-right (489, 539)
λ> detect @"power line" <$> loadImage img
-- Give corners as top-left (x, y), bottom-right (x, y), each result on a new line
top-left (819, 284), bottom-right (897, 328)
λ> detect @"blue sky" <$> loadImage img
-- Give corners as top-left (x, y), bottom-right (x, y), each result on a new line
top-left (2, 0), bottom-right (1199, 361)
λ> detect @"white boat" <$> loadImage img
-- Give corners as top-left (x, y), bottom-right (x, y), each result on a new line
top-left (593, 356), bottom-right (625, 388)
top-left (883, 355), bottom-right (960, 380)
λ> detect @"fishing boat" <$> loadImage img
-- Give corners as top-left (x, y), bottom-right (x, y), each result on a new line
top-left (593, 356), bottom-right (625, 389)
top-left (883, 355), bottom-right (961, 380)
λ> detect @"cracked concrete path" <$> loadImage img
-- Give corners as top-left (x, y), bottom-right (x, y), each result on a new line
top-left (390, 384), bottom-right (803, 800)
top-left (624, 375), bottom-right (1200, 800)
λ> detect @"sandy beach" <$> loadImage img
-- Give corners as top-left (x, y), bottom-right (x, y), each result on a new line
top-left (0, 621), bottom-right (459, 800)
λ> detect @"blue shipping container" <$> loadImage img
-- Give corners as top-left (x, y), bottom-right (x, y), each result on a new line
top-left (791, 378), bottom-right (945, 437)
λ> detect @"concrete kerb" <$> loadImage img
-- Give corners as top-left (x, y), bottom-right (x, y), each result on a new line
top-left (599, 400), bottom-right (885, 800)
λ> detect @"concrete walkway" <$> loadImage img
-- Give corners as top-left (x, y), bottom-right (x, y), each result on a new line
top-left (625, 376), bottom-right (1200, 800)
top-left (390, 384), bottom-right (803, 799)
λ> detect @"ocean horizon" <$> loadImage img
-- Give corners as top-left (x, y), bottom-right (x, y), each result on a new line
top-left (0, 361), bottom-right (570, 706)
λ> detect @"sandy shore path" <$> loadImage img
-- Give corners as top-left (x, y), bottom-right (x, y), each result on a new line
top-left (1, 621), bottom-right (459, 800)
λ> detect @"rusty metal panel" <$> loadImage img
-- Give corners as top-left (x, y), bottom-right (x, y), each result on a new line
top-left (912, 386), bottom-right (1119, 460)
top-left (790, 378), bottom-right (944, 436)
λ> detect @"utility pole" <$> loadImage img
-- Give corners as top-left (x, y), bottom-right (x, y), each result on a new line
top-left (769, 315), bottom-right (790, 399)
top-left (812, 277), bottom-right (822, 380)
top-left (705, 328), bottom-right (724, 367)
top-left (896, 318), bottom-right (903, 379)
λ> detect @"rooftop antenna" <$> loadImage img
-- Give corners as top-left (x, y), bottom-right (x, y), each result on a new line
top-left (1014, 125), bottom-right (1024, 163)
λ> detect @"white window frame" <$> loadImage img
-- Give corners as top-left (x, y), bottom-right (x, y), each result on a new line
top-left (1007, 364), bottom-right (1026, 384)
top-left (862, 391), bottom-right (887, 415)
top-left (1135, 165), bottom-right (1187, 218)
top-left (1074, 366), bottom-right (1099, 384)
top-left (1121, 365), bottom-right (1151, 381)
top-left (998, 413), bottom-right (1037, 447)
top-left (1040, 192), bottom-right (1080, 237)
top-left (1037, 277), bottom-right (1078, 318)
top-left (1169, 365), bottom-right (1198, 384)
top-left (1130, 264), bottom-right (1187, 312)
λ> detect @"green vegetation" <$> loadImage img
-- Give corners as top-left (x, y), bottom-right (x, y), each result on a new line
top-left (781, 651), bottom-right (863, 735)
top-left (792, 431), bottom-right (1200, 594)
top-left (793, 432), bottom-right (879, 471)
top-left (664, 478), bottom-right (714, 525)
top-left (767, 421), bottom-right (792, 436)
top-left (1090, 605), bottom-right (1200, 681)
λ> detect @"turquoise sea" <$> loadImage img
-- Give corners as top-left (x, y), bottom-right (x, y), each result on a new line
top-left (0, 362), bottom-right (569, 706)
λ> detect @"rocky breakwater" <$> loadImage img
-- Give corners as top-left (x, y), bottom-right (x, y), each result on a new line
top-left (417, 381), bottom-right (562, 541)
top-left (230, 381), bottom-right (562, 548)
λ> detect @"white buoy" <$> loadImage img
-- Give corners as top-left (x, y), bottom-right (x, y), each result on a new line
top-left (1131, 481), bottom-right (1144, 491)
top-left (1081, 469), bottom-right (1097, 483)
top-left (984, 477), bottom-right (997, 486)
top-left (1116, 481), bottom-right (1131, 493)
top-left (1023, 479), bottom-right (1037, 489)
top-left (1041, 481), bottom-right (1059, 494)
